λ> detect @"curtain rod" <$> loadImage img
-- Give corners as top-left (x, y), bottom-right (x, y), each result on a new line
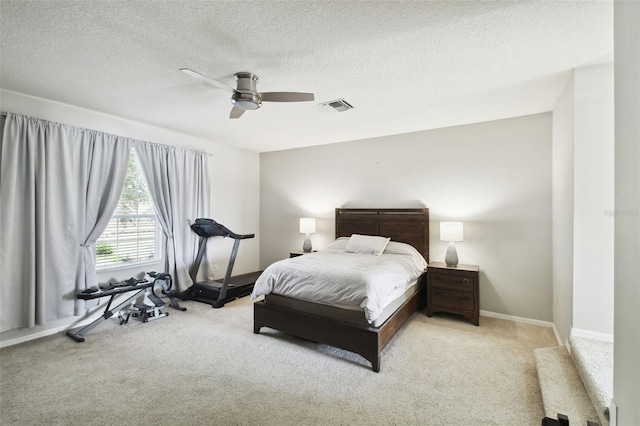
top-left (1, 111), bottom-right (214, 156)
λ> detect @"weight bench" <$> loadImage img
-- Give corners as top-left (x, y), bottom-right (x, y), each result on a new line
top-left (67, 278), bottom-right (154, 342)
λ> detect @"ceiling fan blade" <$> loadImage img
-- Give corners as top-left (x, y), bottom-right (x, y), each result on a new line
top-left (230, 106), bottom-right (246, 119)
top-left (260, 92), bottom-right (315, 102)
top-left (180, 68), bottom-right (236, 93)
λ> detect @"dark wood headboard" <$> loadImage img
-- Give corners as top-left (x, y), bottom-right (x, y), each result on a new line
top-left (335, 208), bottom-right (429, 261)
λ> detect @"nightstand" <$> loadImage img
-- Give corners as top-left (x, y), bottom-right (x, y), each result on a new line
top-left (289, 251), bottom-right (315, 258)
top-left (425, 261), bottom-right (480, 326)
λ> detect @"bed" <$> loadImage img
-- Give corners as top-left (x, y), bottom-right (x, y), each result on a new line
top-left (253, 208), bottom-right (429, 372)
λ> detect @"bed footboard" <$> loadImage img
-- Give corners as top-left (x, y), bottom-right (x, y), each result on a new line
top-left (253, 280), bottom-right (423, 372)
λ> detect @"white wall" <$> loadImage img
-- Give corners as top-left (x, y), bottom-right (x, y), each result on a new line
top-left (0, 90), bottom-right (260, 342)
top-left (572, 63), bottom-right (615, 337)
top-left (551, 62), bottom-right (615, 345)
top-left (551, 72), bottom-right (575, 344)
top-left (260, 114), bottom-right (553, 322)
top-left (613, 1), bottom-right (640, 424)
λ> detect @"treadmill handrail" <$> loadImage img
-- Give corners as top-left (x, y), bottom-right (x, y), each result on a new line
top-left (191, 218), bottom-right (254, 240)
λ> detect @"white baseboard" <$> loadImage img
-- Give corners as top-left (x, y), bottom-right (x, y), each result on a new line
top-left (480, 310), bottom-right (563, 346)
top-left (552, 324), bottom-right (563, 347)
top-left (570, 327), bottom-right (614, 343)
top-left (0, 322), bottom-right (74, 348)
top-left (0, 314), bottom-right (102, 348)
top-left (0, 300), bottom-right (119, 348)
top-left (480, 310), bottom-right (556, 327)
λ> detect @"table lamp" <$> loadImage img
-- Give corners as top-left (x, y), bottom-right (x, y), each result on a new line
top-left (440, 222), bottom-right (463, 267)
top-left (299, 218), bottom-right (316, 252)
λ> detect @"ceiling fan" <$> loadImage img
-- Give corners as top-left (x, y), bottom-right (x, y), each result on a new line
top-left (180, 68), bottom-right (315, 119)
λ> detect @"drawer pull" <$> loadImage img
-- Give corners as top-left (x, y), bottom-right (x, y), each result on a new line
top-left (463, 279), bottom-right (469, 285)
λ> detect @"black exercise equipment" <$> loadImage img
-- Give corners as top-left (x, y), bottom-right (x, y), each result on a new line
top-left (67, 277), bottom-right (152, 342)
top-left (67, 272), bottom-right (185, 342)
top-left (147, 271), bottom-right (186, 312)
top-left (180, 218), bottom-right (261, 308)
top-left (541, 413), bottom-right (600, 426)
top-left (127, 271), bottom-right (186, 323)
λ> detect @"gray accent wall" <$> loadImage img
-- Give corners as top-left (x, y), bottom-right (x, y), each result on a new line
top-left (260, 113), bottom-right (553, 322)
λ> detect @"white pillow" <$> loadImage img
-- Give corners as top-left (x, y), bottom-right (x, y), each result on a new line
top-left (383, 241), bottom-right (415, 255)
top-left (321, 237), bottom-right (350, 252)
top-left (344, 234), bottom-right (390, 256)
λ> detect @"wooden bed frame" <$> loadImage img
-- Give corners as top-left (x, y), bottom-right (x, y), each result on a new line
top-left (253, 208), bottom-right (430, 372)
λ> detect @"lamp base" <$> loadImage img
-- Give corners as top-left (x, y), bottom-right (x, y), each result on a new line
top-left (302, 234), bottom-right (312, 252)
top-left (445, 242), bottom-right (458, 267)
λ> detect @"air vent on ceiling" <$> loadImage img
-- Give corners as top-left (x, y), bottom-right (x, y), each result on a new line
top-left (320, 98), bottom-right (354, 112)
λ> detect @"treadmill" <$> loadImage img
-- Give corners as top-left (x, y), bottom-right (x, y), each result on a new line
top-left (180, 218), bottom-right (261, 308)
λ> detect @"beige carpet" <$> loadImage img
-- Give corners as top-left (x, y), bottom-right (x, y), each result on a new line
top-left (569, 335), bottom-right (613, 426)
top-left (534, 346), bottom-right (599, 425)
top-left (0, 296), bottom-right (556, 425)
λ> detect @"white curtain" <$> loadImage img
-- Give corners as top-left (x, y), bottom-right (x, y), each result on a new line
top-left (0, 114), bottom-right (131, 331)
top-left (75, 132), bottom-right (132, 313)
top-left (135, 141), bottom-right (211, 292)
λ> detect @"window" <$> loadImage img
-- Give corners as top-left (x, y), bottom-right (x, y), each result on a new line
top-left (95, 150), bottom-right (162, 270)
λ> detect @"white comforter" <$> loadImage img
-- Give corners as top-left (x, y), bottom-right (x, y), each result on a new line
top-left (251, 239), bottom-right (427, 323)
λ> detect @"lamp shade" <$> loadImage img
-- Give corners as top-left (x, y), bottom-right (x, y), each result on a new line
top-left (440, 222), bottom-right (463, 242)
top-left (299, 218), bottom-right (316, 234)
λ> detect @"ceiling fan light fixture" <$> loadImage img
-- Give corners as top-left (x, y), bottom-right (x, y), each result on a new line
top-left (232, 92), bottom-right (262, 110)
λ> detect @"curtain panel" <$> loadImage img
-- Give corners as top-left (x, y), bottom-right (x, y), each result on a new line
top-left (75, 132), bottom-right (132, 310)
top-left (0, 113), bottom-right (134, 331)
top-left (135, 141), bottom-right (211, 292)
top-left (0, 113), bottom-right (213, 332)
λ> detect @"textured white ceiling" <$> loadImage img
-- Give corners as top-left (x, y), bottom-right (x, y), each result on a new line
top-left (0, 1), bottom-right (612, 152)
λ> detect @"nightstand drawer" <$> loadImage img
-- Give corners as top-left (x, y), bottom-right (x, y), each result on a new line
top-left (430, 273), bottom-right (474, 292)
top-left (431, 289), bottom-right (475, 311)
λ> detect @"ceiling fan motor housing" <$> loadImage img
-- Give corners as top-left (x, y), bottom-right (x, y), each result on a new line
top-left (232, 72), bottom-right (261, 110)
